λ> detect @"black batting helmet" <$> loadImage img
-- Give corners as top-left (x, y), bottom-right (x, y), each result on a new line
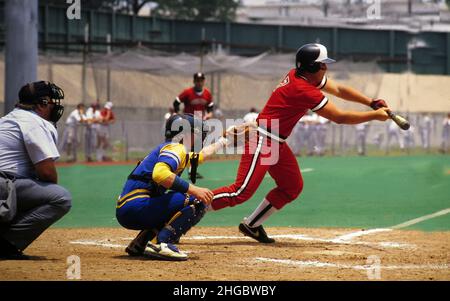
top-left (295, 43), bottom-right (335, 73)
top-left (193, 72), bottom-right (205, 81)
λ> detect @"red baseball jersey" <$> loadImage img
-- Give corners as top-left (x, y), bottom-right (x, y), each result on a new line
top-left (177, 87), bottom-right (213, 115)
top-left (100, 108), bottom-right (115, 122)
top-left (257, 69), bottom-right (328, 138)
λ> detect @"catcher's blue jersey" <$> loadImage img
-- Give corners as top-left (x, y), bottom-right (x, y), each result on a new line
top-left (118, 142), bottom-right (190, 204)
top-left (115, 142), bottom-right (196, 230)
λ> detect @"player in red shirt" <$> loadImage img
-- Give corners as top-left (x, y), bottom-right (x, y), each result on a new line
top-left (174, 72), bottom-right (214, 178)
top-left (209, 43), bottom-right (390, 243)
top-left (173, 72), bottom-right (214, 120)
top-left (97, 101), bottom-right (116, 162)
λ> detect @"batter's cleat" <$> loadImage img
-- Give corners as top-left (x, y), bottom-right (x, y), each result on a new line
top-left (142, 242), bottom-right (188, 261)
top-left (125, 229), bottom-right (157, 256)
top-left (239, 223), bottom-right (275, 244)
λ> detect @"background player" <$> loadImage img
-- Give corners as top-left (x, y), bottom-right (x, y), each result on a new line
top-left (173, 72), bottom-right (214, 120)
top-left (173, 72), bottom-right (214, 178)
top-left (60, 103), bottom-right (86, 162)
top-left (84, 100), bottom-right (101, 162)
top-left (96, 101), bottom-right (115, 162)
top-left (243, 107), bottom-right (259, 124)
top-left (208, 43), bottom-right (390, 243)
top-left (116, 114), bottom-right (233, 261)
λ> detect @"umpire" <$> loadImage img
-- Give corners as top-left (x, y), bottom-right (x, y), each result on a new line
top-left (0, 81), bottom-right (72, 260)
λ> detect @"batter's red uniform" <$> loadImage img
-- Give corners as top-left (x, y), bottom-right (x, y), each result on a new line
top-left (177, 87), bottom-right (213, 116)
top-left (211, 69), bottom-right (328, 210)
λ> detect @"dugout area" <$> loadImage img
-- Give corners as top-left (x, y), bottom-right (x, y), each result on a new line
top-left (0, 155), bottom-right (449, 280)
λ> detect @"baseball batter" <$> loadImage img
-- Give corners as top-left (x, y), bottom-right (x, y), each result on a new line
top-left (209, 43), bottom-right (390, 243)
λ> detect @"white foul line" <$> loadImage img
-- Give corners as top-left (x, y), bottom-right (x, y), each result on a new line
top-left (332, 208), bottom-right (450, 242)
top-left (255, 257), bottom-right (450, 271)
top-left (332, 228), bottom-right (392, 242)
top-left (391, 208), bottom-right (450, 229)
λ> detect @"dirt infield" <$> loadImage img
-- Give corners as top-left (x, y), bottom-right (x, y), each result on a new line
top-left (1, 227), bottom-right (449, 281)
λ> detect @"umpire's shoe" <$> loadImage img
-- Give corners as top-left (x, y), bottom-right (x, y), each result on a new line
top-left (0, 237), bottom-right (29, 260)
top-left (142, 242), bottom-right (188, 261)
top-left (239, 223), bottom-right (275, 244)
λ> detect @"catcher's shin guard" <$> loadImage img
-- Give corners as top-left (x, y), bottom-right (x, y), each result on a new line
top-left (157, 201), bottom-right (206, 244)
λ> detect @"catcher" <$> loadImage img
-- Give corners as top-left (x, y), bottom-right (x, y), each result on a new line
top-left (209, 43), bottom-right (390, 243)
top-left (116, 113), bottom-right (232, 261)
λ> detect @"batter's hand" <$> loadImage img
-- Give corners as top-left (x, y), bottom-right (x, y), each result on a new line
top-left (374, 107), bottom-right (390, 121)
top-left (189, 185), bottom-right (214, 205)
top-left (370, 98), bottom-right (388, 110)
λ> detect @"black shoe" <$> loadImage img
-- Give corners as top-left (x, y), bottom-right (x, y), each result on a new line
top-left (0, 251), bottom-right (30, 260)
top-left (238, 223), bottom-right (275, 243)
top-left (0, 237), bottom-right (29, 260)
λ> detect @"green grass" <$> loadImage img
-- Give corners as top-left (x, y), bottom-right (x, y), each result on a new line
top-left (55, 155), bottom-right (450, 231)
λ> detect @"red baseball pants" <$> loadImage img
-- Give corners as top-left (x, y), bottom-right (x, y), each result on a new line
top-left (211, 134), bottom-right (303, 210)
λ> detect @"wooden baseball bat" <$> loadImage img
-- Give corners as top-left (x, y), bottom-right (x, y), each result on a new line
top-left (387, 111), bottom-right (410, 130)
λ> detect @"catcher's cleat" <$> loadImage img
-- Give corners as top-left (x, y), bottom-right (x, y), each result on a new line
top-left (142, 242), bottom-right (188, 261)
top-left (239, 223), bottom-right (275, 244)
top-left (125, 229), bottom-right (157, 256)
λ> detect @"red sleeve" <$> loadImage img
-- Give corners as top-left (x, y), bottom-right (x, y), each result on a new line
top-left (178, 88), bottom-right (190, 103)
top-left (302, 88), bottom-right (328, 112)
top-left (204, 88), bottom-right (213, 102)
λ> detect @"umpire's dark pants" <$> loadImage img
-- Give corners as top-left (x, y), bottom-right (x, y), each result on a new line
top-left (0, 177), bottom-right (72, 251)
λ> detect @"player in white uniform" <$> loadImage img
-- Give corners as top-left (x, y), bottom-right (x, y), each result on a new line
top-left (84, 102), bottom-right (102, 162)
top-left (60, 103), bottom-right (86, 162)
top-left (386, 119), bottom-right (404, 153)
top-left (355, 122), bottom-right (369, 156)
top-left (419, 113), bottom-right (432, 152)
top-left (243, 108), bottom-right (259, 124)
top-left (440, 113), bottom-right (450, 153)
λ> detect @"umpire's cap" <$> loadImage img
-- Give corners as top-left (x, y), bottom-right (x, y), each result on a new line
top-left (18, 81), bottom-right (64, 105)
top-left (193, 72), bottom-right (205, 81)
top-left (295, 43), bottom-right (335, 73)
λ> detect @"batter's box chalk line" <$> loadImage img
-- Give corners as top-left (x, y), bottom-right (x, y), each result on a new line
top-left (70, 231), bottom-right (414, 251)
top-left (254, 257), bottom-right (450, 271)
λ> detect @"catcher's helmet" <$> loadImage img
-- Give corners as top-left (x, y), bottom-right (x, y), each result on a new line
top-left (165, 113), bottom-right (209, 142)
top-left (295, 43), bottom-right (335, 73)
